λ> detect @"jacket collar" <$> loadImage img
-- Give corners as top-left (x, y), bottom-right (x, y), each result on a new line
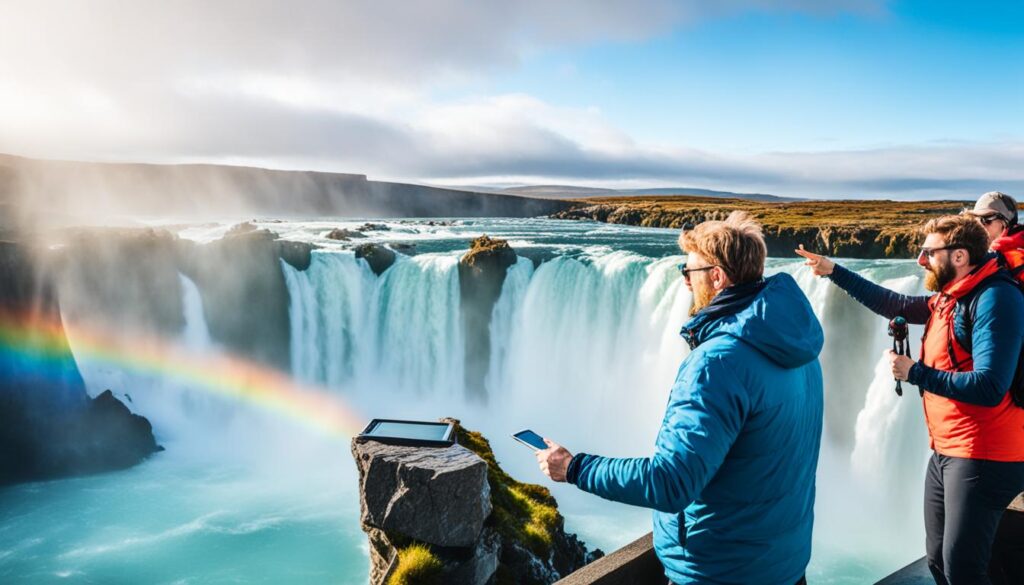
top-left (681, 279), bottom-right (766, 350)
top-left (942, 255), bottom-right (1001, 300)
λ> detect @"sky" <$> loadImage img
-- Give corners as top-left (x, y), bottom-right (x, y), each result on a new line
top-left (0, 0), bottom-right (1022, 199)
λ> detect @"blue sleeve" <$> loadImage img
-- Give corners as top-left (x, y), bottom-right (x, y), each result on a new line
top-left (827, 264), bottom-right (932, 324)
top-left (568, 355), bottom-right (747, 513)
top-left (908, 285), bottom-right (1024, 406)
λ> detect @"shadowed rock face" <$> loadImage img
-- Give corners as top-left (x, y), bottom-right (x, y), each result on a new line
top-left (0, 241), bottom-right (161, 485)
top-left (52, 229), bottom-right (187, 338)
top-left (354, 243), bottom-right (397, 276)
top-left (459, 236), bottom-right (517, 400)
top-left (177, 228), bottom-right (305, 372)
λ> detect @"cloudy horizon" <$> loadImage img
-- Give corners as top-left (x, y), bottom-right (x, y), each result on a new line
top-left (1, 0), bottom-right (1022, 199)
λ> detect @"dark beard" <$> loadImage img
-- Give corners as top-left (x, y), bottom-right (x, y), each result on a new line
top-left (924, 261), bottom-right (957, 292)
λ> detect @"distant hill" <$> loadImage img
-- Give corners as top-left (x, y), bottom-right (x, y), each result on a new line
top-left (495, 184), bottom-right (798, 203)
top-left (0, 154), bottom-right (572, 229)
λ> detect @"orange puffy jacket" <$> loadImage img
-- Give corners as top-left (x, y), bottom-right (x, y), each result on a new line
top-left (920, 258), bottom-right (1024, 461)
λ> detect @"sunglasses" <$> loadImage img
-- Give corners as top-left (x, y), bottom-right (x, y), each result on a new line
top-left (678, 263), bottom-right (719, 280)
top-left (979, 215), bottom-right (1006, 226)
top-left (918, 245), bottom-right (965, 259)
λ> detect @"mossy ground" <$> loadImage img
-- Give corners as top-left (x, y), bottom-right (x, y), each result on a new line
top-left (454, 424), bottom-right (561, 557)
top-left (388, 544), bottom-right (443, 585)
top-left (561, 195), bottom-right (969, 236)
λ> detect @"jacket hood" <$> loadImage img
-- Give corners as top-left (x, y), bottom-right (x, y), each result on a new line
top-left (681, 272), bottom-right (823, 368)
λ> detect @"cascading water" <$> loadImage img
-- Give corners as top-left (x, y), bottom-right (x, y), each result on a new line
top-left (281, 243), bottom-right (931, 583)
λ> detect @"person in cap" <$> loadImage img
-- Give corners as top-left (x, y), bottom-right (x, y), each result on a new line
top-left (965, 191), bottom-right (1022, 249)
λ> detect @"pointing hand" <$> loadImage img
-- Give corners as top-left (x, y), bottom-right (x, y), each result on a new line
top-left (794, 244), bottom-right (835, 277)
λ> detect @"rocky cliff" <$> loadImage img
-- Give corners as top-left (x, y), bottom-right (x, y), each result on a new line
top-left (0, 240), bottom-right (160, 485)
top-left (50, 225), bottom-right (314, 372)
top-left (352, 419), bottom-right (599, 585)
top-left (0, 153), bottom-right (572, 227)
top-left (552, 196), bottom-right (971, 259)
top-left (459, 237), bottom-right (518, 401)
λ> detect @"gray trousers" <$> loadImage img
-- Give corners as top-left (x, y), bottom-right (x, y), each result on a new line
top-left (924, 453), bottom-right (1024, 585)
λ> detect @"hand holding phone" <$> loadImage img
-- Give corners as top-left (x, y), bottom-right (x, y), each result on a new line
top-left (512, 429), bottom-right (547, 450)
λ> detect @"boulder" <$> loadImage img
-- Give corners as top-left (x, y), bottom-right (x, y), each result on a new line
top-left (358, 222), bottom-right (391, 232)
top-left (354, 243), bottom-right (397, 276)
top-left (351, 419), bottom-right (596, 585)
top-left (276, 239), bottom-right (315, 271)
top-left (351, 439), bottom-right (492, 547)
top-left (325, 228), bottom-right (366, 241)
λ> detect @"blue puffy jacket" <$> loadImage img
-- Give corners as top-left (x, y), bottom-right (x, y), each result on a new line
top-left (567, 272), bottom-right (824, 584)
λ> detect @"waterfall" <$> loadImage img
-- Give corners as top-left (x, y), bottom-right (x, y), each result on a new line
top-left (282, 252), bottom-right (374, 386)
top-left (180, 274), bottom-right (213, 350)
top-left (282, 247), bottom-right (931, 570)
top-left (283, 250), bottom-right (465, 398)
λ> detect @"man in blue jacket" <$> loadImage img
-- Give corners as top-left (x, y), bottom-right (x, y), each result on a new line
top-left (537, 211), bottom-right (824, 585)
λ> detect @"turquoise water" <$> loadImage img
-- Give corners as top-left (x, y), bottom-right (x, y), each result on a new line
top-left (1, 218), bottom-right (929, 583)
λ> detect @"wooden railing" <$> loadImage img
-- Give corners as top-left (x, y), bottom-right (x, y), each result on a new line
top-left (555, 532), bottom-right (663, 585)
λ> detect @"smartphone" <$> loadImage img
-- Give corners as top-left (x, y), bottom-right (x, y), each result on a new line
top-left (512, 429), bottom-right (548, 451)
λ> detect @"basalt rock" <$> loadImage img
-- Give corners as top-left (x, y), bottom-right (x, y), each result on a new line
top-left (325, 228), bottom-right (367, 241)
top-left (352, 439), bottom-right (492, 547)
top-left (355, 243), bottom-right (397, 276)
top-left (458, 236), bottom-right (517, 400)
top-left (352, 419), bottom-right (597, 585)
top-left (0, 240), bottom-right (161, 485)
top-left (50, 228), bottom-right (187, 338)
top-left (176, 228), bottom-right (300, 371)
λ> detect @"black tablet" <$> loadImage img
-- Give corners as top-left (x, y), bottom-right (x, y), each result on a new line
top-left (357, 419), bottom-right (456, 447)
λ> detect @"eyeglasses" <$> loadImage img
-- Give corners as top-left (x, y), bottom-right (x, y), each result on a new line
top-left (979, 215), bottom-right (1006, 226)
top-left (918, 245), bottom-right (965, 259)
top-left (678, 263), bottom-right (719, 280)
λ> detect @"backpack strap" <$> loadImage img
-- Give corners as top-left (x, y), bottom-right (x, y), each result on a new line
top-left (954, 273), bottom-right (1024, 408)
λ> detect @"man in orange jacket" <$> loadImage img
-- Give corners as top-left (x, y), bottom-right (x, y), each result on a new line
top-left (797, 215), bottom-right (1024, 585)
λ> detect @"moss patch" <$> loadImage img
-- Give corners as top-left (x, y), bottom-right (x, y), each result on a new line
top-left (454, 424), bottom-right (561, 557)
top-left (388, 543), bottom-right (443, 585)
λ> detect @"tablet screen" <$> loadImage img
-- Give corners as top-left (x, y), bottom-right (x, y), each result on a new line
top-left (364, 421), bottom-right (452, 442)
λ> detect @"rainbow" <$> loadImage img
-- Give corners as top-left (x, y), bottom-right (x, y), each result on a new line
top-left (0, 310), bottom-right (367, 438)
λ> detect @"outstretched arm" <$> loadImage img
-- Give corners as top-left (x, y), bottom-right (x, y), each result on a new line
top-left (795, 245), bottom-right (931, 324)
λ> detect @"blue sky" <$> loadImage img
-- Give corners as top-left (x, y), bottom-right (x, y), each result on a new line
top-left (491, 3), bottom-right (1023, 152)
top-left (0, 0), bottom-right (1022, 198)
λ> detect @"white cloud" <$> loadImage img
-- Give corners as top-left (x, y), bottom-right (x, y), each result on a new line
top-left (5, 0), bottom-right (1013, 200)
